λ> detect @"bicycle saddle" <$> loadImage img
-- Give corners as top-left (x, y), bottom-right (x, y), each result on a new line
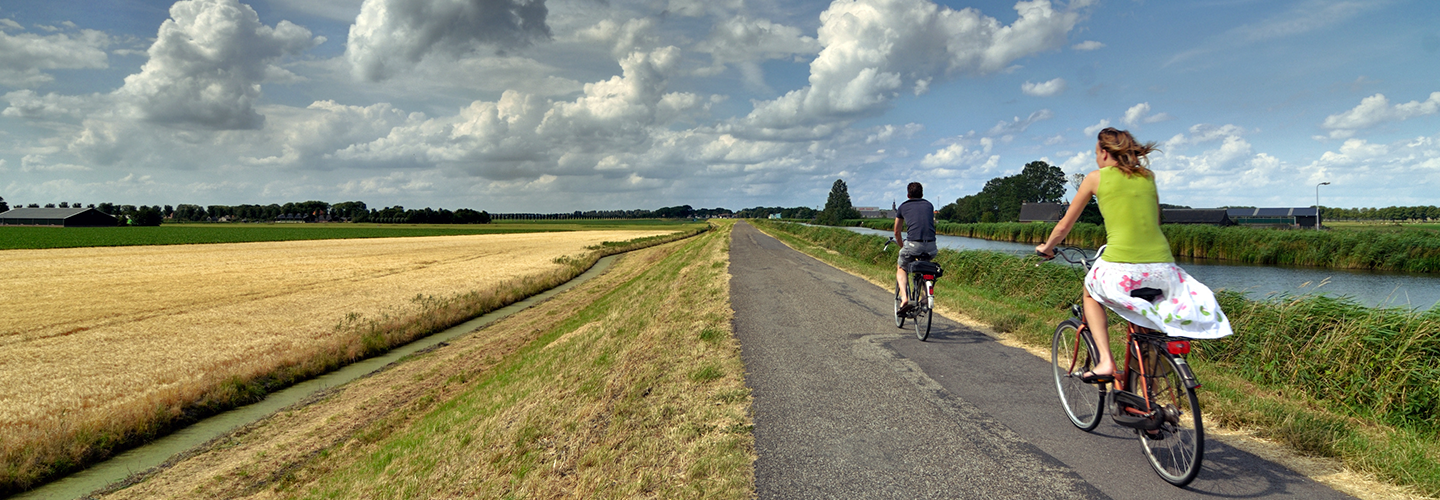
top-left (1130, 287), bottom-right (1163, 302)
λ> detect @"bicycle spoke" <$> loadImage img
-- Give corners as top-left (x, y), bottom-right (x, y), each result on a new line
top-left (1137, 347), bottom-right (1204, 486)
top-left (1052, 320), bottom-right (1103, 431)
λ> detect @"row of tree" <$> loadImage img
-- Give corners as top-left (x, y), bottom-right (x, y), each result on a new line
top-left (1322, 205), bottom-right (1440, 222)
top-left (935, 161), bottom-right (1073, 223)
top-left (0, 197), bottom-right (737, 224)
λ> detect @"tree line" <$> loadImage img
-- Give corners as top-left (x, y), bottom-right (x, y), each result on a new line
top-left (0, 197), bottom-right (739, 225)
top-left (1322, 206), bottom-right (1440, 222)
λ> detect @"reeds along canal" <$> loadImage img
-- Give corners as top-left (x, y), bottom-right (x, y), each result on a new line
top-left (841, 226), bottom-right (1440, 311)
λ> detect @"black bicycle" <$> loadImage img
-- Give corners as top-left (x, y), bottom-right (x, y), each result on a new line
top-left (886, 238), bottom-right (942, 341)
top-left (1041, 246), bottom-right (1205, 486)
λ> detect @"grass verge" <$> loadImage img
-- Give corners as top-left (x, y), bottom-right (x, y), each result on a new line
top-left (97, 221), bottom-right (750, 499)
top-left (2, 226), bottom-right (708, 496)
top-left (756, 220), bottom-right (1440, 498)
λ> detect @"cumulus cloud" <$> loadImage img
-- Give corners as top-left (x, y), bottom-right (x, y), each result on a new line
top-left (1122, 102), bottom-right (1173, 126)
top-left (20, 154), bottom-right (91, 172)
top-left (694, 16), bottom-right (820, 92)
top-left (1071, 40), bottom-right (1103, 51)
top-left (347, 0), bottom-right (552, 82)
top-left (739, 0), bottom-right (1086, 133)
top-left (1021, 78), bottom-right (1065, 96)
top-left (1083, 119), bottom-right (1110, 137)
top-left (578, 18), bottom-right (659, 60)
top-left (0, 24), bottom-right (110, 87)
top-left (921, 136), bottom-right (995, 168)
top-left (114, 0), bottom-right (321, 130)
top-left (1320, 91), bottom-right (1440, 139)
top-left (2, 90), bottom-right (99, 119)
top-left (1148, 123), bottom-right (1293, 201)
top-left (332, 47), bottom-right (702, 183)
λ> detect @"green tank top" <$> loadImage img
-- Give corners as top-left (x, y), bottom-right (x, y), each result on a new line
top-left (1097, 167), bottom-right (1173, 263)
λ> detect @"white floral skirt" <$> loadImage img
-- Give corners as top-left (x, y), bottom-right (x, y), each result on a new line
top-left (1084, 257), bottom-right (1234, 339)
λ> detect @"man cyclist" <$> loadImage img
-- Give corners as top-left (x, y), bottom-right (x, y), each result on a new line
top-left (894, 182), bottom-right (937, 314)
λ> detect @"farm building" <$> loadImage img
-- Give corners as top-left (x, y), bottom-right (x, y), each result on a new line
top-left (856, 206), bottom-right (897, 219)
top-left (1226, 207), bottom-right (1318, 229)
top-left (0, 207), bottom-right (118, 227)
top-left (1162, 209), bottom-right (1234, 226)
top-left (1018, 202), bottom-right (1065, 223)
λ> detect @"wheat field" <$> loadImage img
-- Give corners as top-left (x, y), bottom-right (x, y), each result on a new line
top-left (0, 229), bottom-right (670, 488)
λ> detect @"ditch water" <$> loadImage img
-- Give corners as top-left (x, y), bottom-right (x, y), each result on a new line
top-left (842, 226), bottom-right (1440, 311)
top-left (12, 255), bottom-right (619, 500)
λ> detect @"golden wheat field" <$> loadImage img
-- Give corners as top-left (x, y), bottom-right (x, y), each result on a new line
top-left (0, 230), bottom-right (668, 471)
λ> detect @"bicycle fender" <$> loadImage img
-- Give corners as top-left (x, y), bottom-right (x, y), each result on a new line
top-left (1169, 355), bottom-right (1202, 389)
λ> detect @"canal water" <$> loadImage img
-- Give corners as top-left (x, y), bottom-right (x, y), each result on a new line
top-left (843, 226), bottom-right (1440, 311)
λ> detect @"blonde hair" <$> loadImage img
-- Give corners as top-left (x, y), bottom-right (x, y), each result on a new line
top-left (1098, 127), bottom-right (1159, 178)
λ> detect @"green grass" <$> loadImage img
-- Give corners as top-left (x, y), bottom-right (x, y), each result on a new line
top-left (294, 222), bottom-right (749, 498)
top-left (0, 220), bottom-right (707, 250)
top-left (756, 219), bottom-right (1440, 496)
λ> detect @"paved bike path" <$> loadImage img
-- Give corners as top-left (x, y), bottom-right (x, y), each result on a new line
top-left (729, 222), bottom-right (1354, 500)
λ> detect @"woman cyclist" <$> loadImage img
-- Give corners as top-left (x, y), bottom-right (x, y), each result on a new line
top-left (1036, 127), bottom-right (1232, 383)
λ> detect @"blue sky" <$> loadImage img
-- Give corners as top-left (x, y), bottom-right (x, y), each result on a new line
top-left (0, 0), bottom-right (1435, 213)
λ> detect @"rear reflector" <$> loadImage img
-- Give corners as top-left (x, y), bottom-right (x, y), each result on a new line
top-left (1167, 340), bottom-right (1192, 355)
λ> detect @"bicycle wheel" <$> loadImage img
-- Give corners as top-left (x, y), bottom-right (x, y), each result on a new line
top-left (913, 276), bottom-right (931, 341)
top-left (1133, 345), bottom-right (1204, 486)
top-left (1051, 319), bottom-right (1104, 431)
top-left (893, 283), bottom-right (906, 328)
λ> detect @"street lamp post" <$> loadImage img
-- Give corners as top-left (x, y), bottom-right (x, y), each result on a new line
top-left (1316, 182), bottom-right (1330, 230)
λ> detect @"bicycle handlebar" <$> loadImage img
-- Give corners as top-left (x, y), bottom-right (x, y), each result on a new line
top-left (1036, 246), bottom-right (1095, 269)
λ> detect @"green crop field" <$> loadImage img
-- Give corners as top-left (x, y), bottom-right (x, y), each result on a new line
top-left (0, 220), bottom-right (707, 250)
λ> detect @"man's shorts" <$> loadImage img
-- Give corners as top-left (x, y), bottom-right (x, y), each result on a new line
top-left (897, 240), bottom-right (938, 268)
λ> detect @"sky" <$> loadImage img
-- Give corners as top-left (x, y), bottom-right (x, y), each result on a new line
top-left (0, 0), bottom-right (1436, 214)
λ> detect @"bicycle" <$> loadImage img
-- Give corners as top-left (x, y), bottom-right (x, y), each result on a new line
top-left (1041, 246), bottom-right (1205, 486)
top-left (886, 237), bottom-right (943, 341)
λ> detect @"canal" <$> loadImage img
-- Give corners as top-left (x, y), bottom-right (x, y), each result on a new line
top-left (842, 226), bottom-right (1440, 311)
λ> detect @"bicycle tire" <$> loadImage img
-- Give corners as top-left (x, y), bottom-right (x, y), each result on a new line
top-left (894, 283), bottom-right (906, 328)
top-left (1133, 344), bottom-right (1205, 486)
top-left (1051, 319), bottom-right (1104, 431)
top-left (913, 275), bottom-right (931, 341)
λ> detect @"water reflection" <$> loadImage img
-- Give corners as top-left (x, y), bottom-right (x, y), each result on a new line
top-left (841, 225), bottom-right (1440, 310)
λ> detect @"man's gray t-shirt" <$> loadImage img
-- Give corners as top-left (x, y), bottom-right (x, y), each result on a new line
top-left (897, 198), bottom-right (935, 242)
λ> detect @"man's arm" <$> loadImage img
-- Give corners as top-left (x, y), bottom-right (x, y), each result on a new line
top-left (893, 216), bottom-right (904, 244)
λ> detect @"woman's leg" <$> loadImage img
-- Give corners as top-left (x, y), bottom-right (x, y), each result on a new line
top-left (1082, 286), bottom-right (1115, 376)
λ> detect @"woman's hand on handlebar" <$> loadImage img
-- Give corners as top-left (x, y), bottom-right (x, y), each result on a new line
top-left (1035, 244), bottom-right (1055, 260)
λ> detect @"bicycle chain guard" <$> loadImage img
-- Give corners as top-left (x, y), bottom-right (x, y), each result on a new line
top-left (1111, 390), bottom-right (1164, 431)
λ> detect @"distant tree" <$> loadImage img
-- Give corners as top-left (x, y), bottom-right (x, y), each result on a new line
top-left (131, 206), bottom-right (163, 226)
top-left (819, 179), bottom-right (862, 225)
top-left (44, 203), bottom-right (56, 208)
top-left (58, 202), bottom-right (70, 208)
top-left (654, 205), bottom-right (695, 218)
top-left (938, 160), bottom-right (1067, 223)
top-left (453, 208), bottom-right (491, 223)
top-left (0, 196), bottom-right (8, 212)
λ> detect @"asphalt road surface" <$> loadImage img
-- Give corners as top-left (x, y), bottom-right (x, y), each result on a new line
top-left (729, 222), bottom-right (1354, 500)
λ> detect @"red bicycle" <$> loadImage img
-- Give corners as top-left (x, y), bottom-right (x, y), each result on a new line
top-left (1044, 246), bottom-right (1205, 486)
